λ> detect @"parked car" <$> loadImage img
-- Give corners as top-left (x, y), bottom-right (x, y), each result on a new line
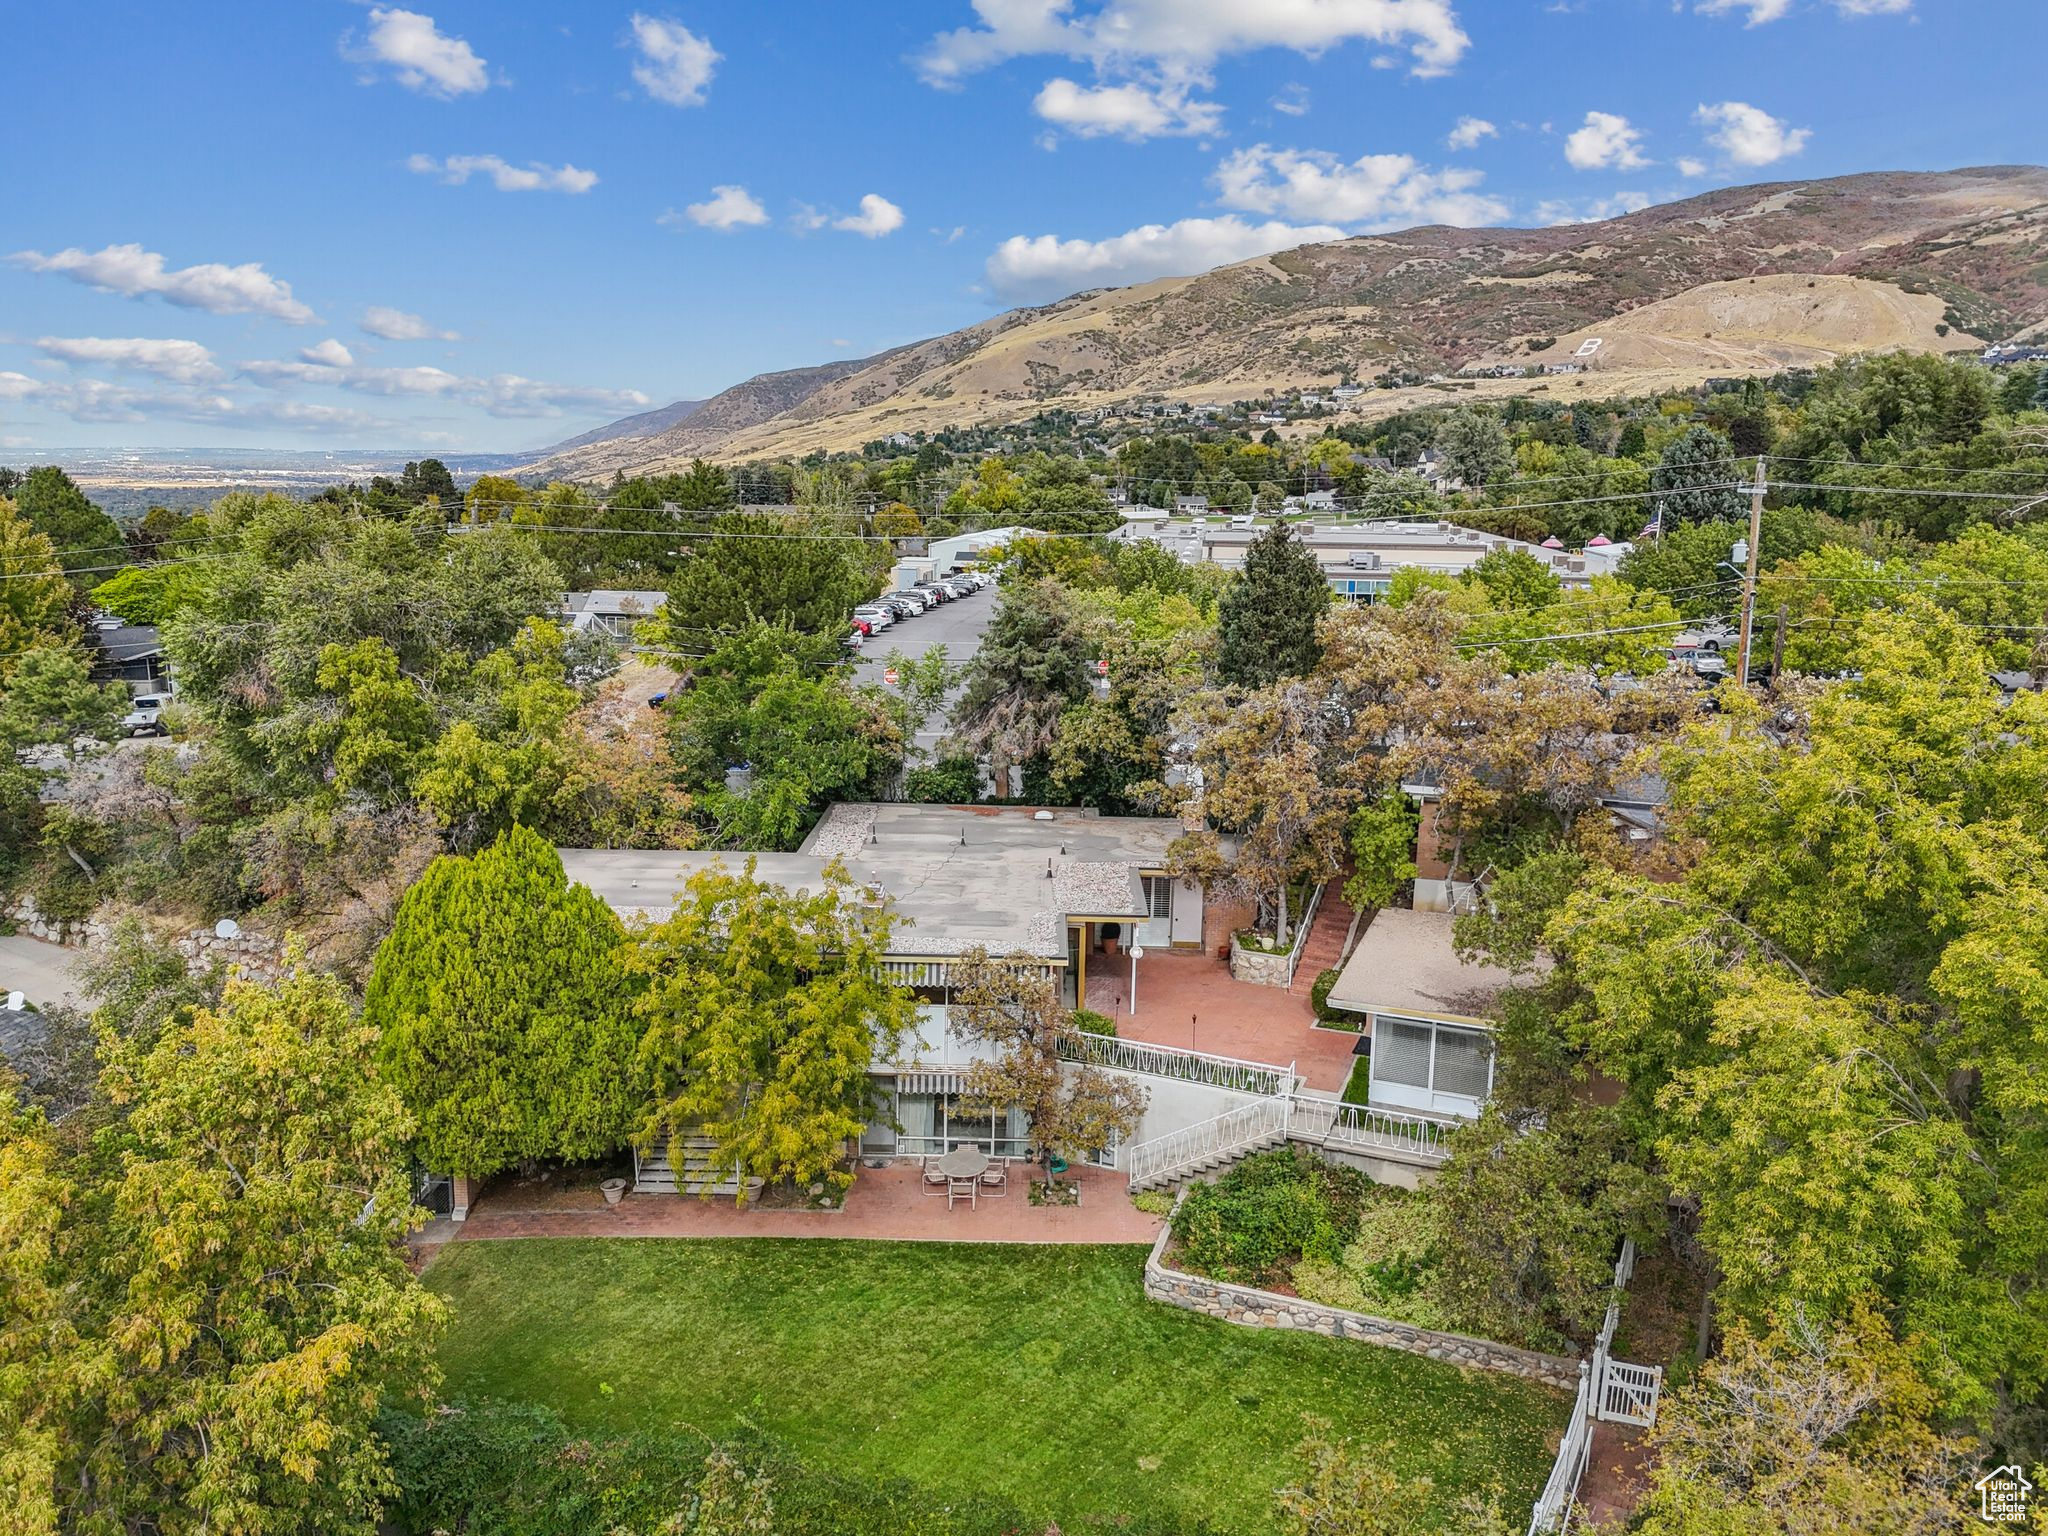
top-left (121, 694), bottom-right (171, 737)
top-left (878, 596), bottom-right (920, 619)
top-left (853, 605), bottom-right (895, 631)
top-left (913, 583), bottom-right (951, 605)
top-left (943, 577), bottom-right (977, 597)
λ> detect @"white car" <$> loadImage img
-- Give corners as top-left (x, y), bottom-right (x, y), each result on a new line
top-left (121, 694), bottom-right (171, 737)
top-left (853, 605), bottom-right (895, 632)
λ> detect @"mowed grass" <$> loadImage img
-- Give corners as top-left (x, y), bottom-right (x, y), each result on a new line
top-left (426, 1238), bottom-right (1566, 1535)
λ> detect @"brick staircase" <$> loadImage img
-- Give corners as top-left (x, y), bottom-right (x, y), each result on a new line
top-left (1289, 878), bottom-right (1358, 997)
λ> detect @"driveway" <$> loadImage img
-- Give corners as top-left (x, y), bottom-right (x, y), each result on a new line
top-left (849, 587), bottom-right (999, 755)
top-left (0, 933), bottom-right (86, 1009)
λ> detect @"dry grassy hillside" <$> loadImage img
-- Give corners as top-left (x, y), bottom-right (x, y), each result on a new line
top-left (525, 166), bottom-right (2048, 478)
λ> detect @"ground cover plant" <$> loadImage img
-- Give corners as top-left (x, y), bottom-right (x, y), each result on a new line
top-left (422, 1236), bottom-right (1565, 1535)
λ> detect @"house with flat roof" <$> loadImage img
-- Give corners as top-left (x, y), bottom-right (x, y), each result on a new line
top-left (1140, 520), bottom-right (1599, 599)
top-left (1324, 908), bottom-right (1544, 1120)
top-left (561, 803), bottom-right (1279, 1177)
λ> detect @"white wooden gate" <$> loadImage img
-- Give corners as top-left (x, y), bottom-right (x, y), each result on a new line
top-left (1595, 1356), bottom-right (1663, 1428)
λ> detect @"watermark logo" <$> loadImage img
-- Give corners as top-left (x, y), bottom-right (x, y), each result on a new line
top-left (1975, 1464), bottom-right (2033, 1525)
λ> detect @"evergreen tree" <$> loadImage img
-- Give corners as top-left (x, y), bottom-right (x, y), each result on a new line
top-left (950, 578), bottom-right (1093, 793)
top-left (12, 466), bottom-right (121, 586)
top-left (1216, 521), bottom-right (1330, 687)
top-left (366, 825), bottom-right (642, 1179)
top-left (1651, 425), bottom-right (1746, 525)
top-left (1433, 407), bottom-right (1514, 490)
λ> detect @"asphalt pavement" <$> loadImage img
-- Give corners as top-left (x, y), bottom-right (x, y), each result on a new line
top-left (848, 586), bottom-right (998, 755)
top-left (0, 933), bottom-right (86, 1009)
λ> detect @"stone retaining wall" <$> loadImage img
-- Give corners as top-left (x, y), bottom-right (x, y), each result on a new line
top-left (1142, 1217), bottom-right (1581, 1391)
top-left (5, 899), bottom-right (287, 986)
top-left (1227, 934), bottom-right (1293, 988)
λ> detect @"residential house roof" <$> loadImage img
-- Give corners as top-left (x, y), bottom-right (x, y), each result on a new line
top-left (1325, 908), bottom-right (1546, 1024)
top-left (560, 802), bottom-right (1187, 961)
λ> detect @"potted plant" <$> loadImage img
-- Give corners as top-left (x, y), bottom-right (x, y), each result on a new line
top-left (1099, 921), bottom-right (1120, 960)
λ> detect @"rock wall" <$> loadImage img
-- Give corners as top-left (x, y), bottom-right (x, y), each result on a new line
top-left (1227, 933), bottom-right (1293, 989)
top-left (1142, 1219), bottom-right (1581, 1391)
top-left (5, 899), bottom-right (287, 986)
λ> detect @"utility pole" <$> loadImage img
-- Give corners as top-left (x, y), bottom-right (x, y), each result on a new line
top-left (1734, 456), bottom-right (1767, 688)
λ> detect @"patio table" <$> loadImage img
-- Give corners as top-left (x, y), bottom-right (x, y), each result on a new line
top-left (935, 1147), bottom-right (991, 1181)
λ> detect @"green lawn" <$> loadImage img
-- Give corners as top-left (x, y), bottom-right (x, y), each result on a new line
top-left (426, 1238), bottom-right (1565, 1535)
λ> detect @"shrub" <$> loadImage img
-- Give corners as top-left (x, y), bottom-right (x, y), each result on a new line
top-left (1309, 968), bottom-right (1341, 1020)
top-left (902, 755), bottom-right (979, 804)
top-left (1070, 1007), bottom-right (1116, 1038)
top-left (1293, 1190), bottom-right (1452, 1331)
top-left (1169, 1146), bottom-right (1374, 1287)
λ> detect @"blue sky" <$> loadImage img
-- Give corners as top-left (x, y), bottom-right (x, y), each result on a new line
top-left (3, 0), bottom-right (2039, 454)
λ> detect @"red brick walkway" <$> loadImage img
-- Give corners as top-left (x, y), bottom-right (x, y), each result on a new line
top-left (1090, 948), bottom-right (1361, 1094)
top-left (436, 1162), bottom-right (1164, 1247)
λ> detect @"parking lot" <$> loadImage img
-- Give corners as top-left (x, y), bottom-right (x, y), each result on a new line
top-left (848, 583), bottom-right (999, 752)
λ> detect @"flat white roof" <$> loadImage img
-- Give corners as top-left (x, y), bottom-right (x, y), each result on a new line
top-left (1325, 908), bottom-right (1546, 1024)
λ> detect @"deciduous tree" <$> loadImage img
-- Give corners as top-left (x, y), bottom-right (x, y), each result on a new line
top-left (627, 858), bottom-right (916, 1201)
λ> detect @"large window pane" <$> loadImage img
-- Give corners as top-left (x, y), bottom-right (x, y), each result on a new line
top-left (1376, 1018), bottom-right (1433, 1088)
top-left (1434, 1026), bottom-right (1494, 1099)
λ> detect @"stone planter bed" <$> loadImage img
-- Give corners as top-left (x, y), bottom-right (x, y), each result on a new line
top-left (1144, 1209), bottom-right (1580, 1392)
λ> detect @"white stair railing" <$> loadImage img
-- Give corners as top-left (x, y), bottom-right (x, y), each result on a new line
top-left (1124, 1097), bottom-right (1290, 1188)
top-left (1061, 1031), bottom-right (1297, 1096)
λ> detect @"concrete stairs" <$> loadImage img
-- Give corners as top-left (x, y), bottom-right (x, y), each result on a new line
top-left (633, 1137), bottom-right (766, 1200)
top-left (1127, 1126), bottom-right (1288, 1193)
top-left (1289, 878), bottom-right (1358, 998)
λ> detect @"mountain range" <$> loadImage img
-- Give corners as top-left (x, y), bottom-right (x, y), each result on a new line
top-left (523, 166), bottom-right (2048, 480)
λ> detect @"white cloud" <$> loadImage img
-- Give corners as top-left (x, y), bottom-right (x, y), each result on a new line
top-left (628, 14), bottom-right (719, 107)
top-left (669, 184), bottom-right (770, 230)
top-left (474, 374), bottom-right (650, 419)
top-left (1272, 82), bottom-right (1311, 116)
top-left (834, 194), bottom-right (905, 238)
top-left (917, 0), bottom-right (1471, 85)
top-left (10, 243), bottom-right (317, 324)
top-left (1533, 191), bottom-right (1652, 225)
top-left (1563, 111), bottom-right (1650, 171)
top-left (934, 224), bottom-right (968, 243)
top-left (1700, 0), bottom-right (1909, 21)
top-left (1032, 77), bottom-right (1223, 139)
top-left (243, 359), bottom-right (464, 395)
top-left (31, 336), bottom-right (222, 384)
top-left (1677, 156), bottom-right (1710, 178)
top-left (238, 351), bottom-right (648, 420)
top-left (406, 153), bottom-right (599, 193)
top-left (355, 7), bottom-right (488, 97)
top-left (986, 214), bottom-right (1346, 303)
top-left (1696, 0), bottom-right (1792, 20)
top-left (299, 338), bottom-right (356, 368)
top-left (1445, 115), bottom-right (1497, 150)
top-left (0, 373), bottom-right (41, 401)
top-left (1695, 100), bottom-right (1810, 165)
top-left (1214, 144), bottom-right (1509, 229)
top-left (361, 305), bottom-right (459, 341)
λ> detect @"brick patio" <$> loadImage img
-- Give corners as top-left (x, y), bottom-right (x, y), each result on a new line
top-left (1085, 906), bottom-right (1363, 1095)
top-left (431, 1161), bottom-right (1164, 1247)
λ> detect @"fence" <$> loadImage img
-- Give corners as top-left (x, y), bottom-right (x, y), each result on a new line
top-left (1123, 1096), bottom-right (1291, 1188)
top-left (1525, 1238), bottom-right (1664, 1535)
top-left (1280, 880), bottom-right (1328, 988)
top-left (1289, 1096), bottom-right (1458, 1161)
top-left (1059, 1031), bottom-right (1297, 1097)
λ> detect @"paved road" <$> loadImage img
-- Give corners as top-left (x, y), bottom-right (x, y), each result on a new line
top-left (849, 587), bottom-right (999, 755)
top-left (0, 933), bottom-right (86, 1009)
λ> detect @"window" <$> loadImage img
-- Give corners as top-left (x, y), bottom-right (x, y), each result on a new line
top-left (1377, 1019), bottom-right (1434, 1089)
top-left (1434, 1025), bottom-right (1493, 1099)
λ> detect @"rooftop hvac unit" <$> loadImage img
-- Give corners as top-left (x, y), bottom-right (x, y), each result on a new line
top-left (1347, 550), bottom-right (1381, 568)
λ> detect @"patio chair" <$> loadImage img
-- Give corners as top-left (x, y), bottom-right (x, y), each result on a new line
top-left (921, 1157), bottom-right (949, 1196)
top-left (947, 1176), bottom-right (977, 1210)
top-left (978, 1158), bottom-right (1009, 1197)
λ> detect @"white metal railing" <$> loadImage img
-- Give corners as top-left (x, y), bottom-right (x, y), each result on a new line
top-left (1124, 1094), bottom-right (1455, 1190)
top-left (880, 958), bottom-right (952, 989)
top-left (1281, 881), bottom-right (1329, 988)
top-left (1290, 1097), bottom-right (1458, 1161)
top-left (1124, 1097), bottom-right (1291, 1188)
top-left (1527, 1239), bottom-right (1662, 1535)
top-left (1060, 1031), bottom-right (1297, 1096)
